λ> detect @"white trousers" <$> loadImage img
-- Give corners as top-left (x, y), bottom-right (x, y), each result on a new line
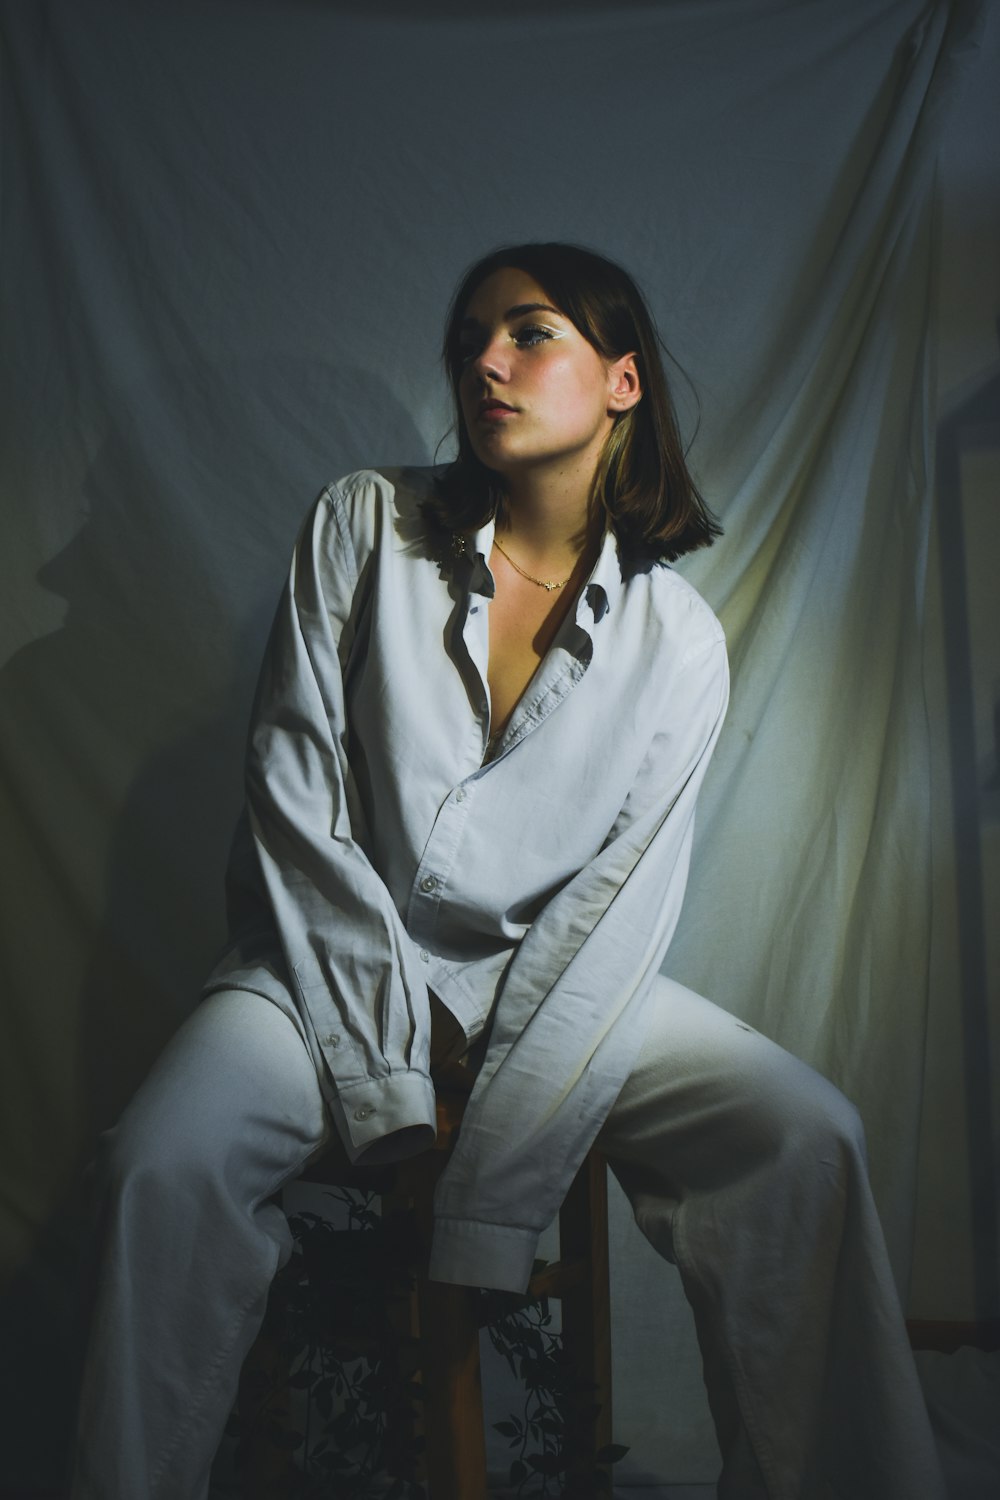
top-left (69, 979), bottom-right (946, 1500)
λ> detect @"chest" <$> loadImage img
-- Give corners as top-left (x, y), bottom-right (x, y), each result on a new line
top-left (486, 569), bottom-right (577, 738)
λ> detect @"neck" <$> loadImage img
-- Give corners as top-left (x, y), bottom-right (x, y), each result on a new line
top-left (497, 463), bottom-right (602, 562)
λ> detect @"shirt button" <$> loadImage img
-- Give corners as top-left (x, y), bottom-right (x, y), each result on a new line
top-left (420, 874), bottom-right (438, 893)
top-left (324, 1033), bottom-right (341, 1047)
top-left (455, 787), bottom-right (467, 803)
top-left (419, 949), bottom-right (430, 963)
top-left (354, 1104), bottom-right (376, 1122)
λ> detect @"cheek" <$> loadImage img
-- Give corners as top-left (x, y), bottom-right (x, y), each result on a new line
top-left (549, 370), bottom-right (608, 428)
top-left (543, 348), bottom-right (606, 403)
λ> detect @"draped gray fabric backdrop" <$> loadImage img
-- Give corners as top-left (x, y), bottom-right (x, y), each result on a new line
top-left (0, 0), bottom-right (994, 1490)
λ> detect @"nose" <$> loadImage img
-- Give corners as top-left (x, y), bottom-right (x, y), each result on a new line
top-left (467, 335), bottom-right (509, 386)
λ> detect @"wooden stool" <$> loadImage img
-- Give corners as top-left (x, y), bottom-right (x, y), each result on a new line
top-left (241, 1086), bottom-right (612, 1499)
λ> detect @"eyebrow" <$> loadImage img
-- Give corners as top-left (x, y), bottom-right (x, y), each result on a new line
top-left (459, 302), bottom-right (562, 330)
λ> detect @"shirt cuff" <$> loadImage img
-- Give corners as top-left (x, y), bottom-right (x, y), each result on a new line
top-left (331, 1070), bottom-right (437, 1165)
top-left (428, 1216), bottom-right (538, 1292)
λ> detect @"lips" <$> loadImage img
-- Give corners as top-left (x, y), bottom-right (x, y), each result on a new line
top-left (478, 397), bottom-right (516, 416)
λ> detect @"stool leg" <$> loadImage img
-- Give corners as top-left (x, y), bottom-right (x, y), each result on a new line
top-left (385, 1156), bottom-right (488, 1500)
top-left (558, 1151), bottom-right (612, 1496)
top-left (418, 1277), bottom-right (488, 1499)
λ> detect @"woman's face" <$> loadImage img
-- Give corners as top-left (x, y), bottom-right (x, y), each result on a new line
top-left (457, 267), bottom-right (635, 485)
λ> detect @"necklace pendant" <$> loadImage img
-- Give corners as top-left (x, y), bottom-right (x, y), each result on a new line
top-left (492, 535), bottom-right (571, 592)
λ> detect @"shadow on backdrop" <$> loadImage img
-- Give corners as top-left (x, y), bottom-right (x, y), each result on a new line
top-left (0, 354), bottom-right (429, 1489)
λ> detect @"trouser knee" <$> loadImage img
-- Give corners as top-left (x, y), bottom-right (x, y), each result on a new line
top-left (94, 1098), bottom-right (239, 1233)
top-left (796, 1076), bottom-right (867, 1166)
top-left (765, 1071), bottom-right (871, 1221)
top-left (91, 1100), bottom-right (295, 1299)
top-left (724, 1049), bottom-right (870, 1200)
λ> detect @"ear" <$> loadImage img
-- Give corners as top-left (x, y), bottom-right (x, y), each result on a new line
top-left (607, 353), bottom-right (642, 413)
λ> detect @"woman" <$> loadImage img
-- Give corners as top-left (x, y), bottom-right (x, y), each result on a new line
top-left (71, 244), bottom-right (944, 1498)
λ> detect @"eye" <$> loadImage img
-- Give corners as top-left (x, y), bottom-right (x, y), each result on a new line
top-left (456, 322), bottom-right (564, 368)
top-left (513, 323), bottom-right (557, 348)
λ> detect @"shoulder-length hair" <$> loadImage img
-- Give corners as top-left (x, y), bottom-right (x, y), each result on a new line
top-left (428, 242), bottom-right (721, 562)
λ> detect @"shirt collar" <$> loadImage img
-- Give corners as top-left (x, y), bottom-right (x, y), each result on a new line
top-left (467, 516), bottom-right (497, 598)
top-left (465, 518), bottom-right (623, 622)
top-left (582, 525), bottom-right (622, 623)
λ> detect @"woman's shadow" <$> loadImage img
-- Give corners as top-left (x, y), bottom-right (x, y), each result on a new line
top-left (0, 355), bottom-right (431, 1490)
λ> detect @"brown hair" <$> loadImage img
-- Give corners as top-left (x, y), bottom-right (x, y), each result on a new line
top-left (428, 242), bottom-right (721, 562)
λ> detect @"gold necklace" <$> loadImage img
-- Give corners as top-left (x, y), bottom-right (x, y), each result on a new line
top-left (492, 535), bottom-right (572, 592)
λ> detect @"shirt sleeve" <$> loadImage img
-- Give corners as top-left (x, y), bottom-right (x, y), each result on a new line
top-left (429, 631), bottom-right (730, 1291)
top-left (243, 482), bottom-right (437, 1165)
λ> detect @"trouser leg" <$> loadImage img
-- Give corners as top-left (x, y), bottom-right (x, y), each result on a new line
top-left (70, 987), bottom-right (330, 1500)
top-left (596, 974), bottom-right (946, 1500)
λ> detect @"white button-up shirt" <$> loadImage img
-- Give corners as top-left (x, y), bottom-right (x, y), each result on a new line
top-left (204, 467), bottom-right (728, 1291)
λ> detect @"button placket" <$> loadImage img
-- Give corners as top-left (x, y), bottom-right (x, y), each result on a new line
top-left (500, 649), bottom-right (588, 759)
top-left (406, 768), bottom-right (475, 939)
